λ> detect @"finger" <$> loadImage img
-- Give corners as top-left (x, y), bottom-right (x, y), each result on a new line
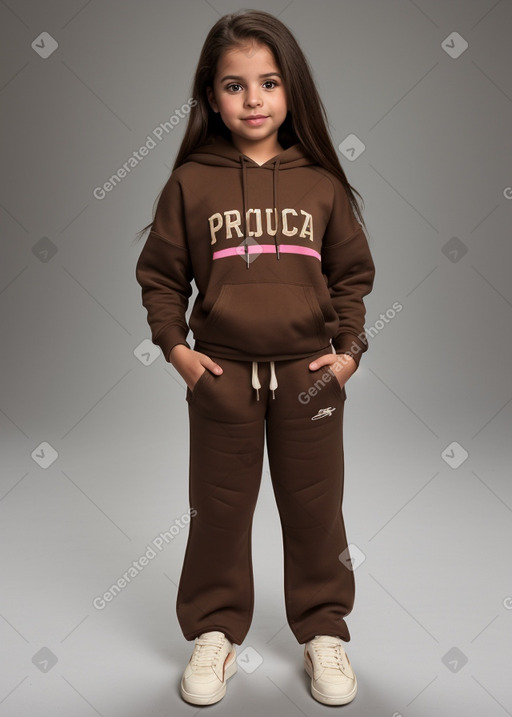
top-left (203, 357), bottom-right (223, 375)
top-left (309, 354), bottom-right (336, 371)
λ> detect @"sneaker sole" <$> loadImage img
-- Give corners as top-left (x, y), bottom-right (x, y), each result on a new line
top-left (304, 654), bottom-right (358, 705)
top-left (180, 649), bottom-right (238, 705)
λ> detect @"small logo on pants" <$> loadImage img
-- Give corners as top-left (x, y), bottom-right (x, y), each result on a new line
top-left (311, 407), bottom-right (336, 420)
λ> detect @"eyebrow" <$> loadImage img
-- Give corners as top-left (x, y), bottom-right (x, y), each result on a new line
top-left (219, 72), bottom-right (282, 82)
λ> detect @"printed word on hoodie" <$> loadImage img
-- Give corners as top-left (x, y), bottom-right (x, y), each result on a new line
top-left (208, 208), bottom-right (314, 244)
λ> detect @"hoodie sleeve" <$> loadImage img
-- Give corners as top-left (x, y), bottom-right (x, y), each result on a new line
top-left (135, 173), bottom-right (194, 362)
top-left (321, 176), bottom-right (376, 368)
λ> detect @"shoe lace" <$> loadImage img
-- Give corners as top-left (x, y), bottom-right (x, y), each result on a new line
top-left (312, 640), bottom-right (347, 670)
top-left (191, 636), bottom-right (224, 669)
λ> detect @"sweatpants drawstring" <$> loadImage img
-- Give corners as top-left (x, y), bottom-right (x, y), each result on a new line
top-left (251, 361), bottom-right (278, 400)
top-left (269, 361), bottom-right (278, 398)
top-left (251, 362), bottom-right (262, 401)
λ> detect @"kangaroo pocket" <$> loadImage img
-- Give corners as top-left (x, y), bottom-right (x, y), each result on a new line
top-left (196, 282), bottom-right (329, 355)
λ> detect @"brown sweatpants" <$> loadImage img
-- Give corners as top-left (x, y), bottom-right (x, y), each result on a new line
top-left (175, 346), bottom-right (355, 646)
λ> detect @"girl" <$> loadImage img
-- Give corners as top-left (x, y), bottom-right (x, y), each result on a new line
top-left (135, 9), bottom-right (375, 708)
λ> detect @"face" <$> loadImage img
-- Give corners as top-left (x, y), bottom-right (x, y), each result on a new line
top-left (207, 41), bottom-right (288, 153)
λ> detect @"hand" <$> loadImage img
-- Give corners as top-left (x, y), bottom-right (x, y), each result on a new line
top-left (169, 344), bottom-right (223, 391)
top-left (308, 352), bottom-right (357, 389)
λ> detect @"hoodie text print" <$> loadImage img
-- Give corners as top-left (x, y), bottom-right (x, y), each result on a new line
top-left (208, 207), bottom-right (313, 244)
top-left (135, 135), bottom-right (376, 364)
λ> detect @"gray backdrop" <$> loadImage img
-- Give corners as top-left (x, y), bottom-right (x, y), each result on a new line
top-left (1, 0), bottom-right (511, 715)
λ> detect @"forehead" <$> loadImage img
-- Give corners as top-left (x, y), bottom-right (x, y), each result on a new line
top-left (215, 42), bottom-right (279, 78)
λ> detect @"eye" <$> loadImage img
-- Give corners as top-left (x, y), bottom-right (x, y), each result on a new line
top-left (262, 80), bottom-right (278, 89)
top-left (226, 83), bottom-right (243, 92)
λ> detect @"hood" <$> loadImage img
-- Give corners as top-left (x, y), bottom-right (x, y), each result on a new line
top-left (186, 135), bottom-right (315, 268)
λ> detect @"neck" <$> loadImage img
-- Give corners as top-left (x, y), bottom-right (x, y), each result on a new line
top-left (230, 134), bottom-right (283, 165)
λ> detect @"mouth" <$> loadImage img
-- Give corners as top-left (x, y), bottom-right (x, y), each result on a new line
top-left (242, 115), bottom-right (269, 126)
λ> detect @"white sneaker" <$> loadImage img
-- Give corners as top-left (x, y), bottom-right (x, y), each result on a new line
top-left (304, 635), bottom-right (357, 705)
top-left (180, 631), bottom-right (237, 705)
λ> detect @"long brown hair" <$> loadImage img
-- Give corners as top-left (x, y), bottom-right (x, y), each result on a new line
top-left (134, 9), bottom-right (368, 242)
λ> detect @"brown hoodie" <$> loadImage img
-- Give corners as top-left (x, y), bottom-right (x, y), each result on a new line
top-left (135, 135), bottom-right (376, 366)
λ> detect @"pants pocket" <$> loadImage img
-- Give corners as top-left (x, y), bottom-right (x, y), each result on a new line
top-left (327, 367), bottom-right (347, 401)
top-left (185, 368), bottom-right (211, 403)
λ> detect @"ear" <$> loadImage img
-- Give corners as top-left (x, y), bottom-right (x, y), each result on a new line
top-left (207, 86), bottom-right (219, 113)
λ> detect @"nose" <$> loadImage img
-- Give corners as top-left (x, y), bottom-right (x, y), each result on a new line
top-left (245, 84), bottom-right (262, 108)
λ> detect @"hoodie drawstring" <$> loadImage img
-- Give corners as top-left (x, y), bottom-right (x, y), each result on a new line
top-left (241, 152), bottom-right (282, 397)
top-left (251, 361), bottom-right (278, 400)
top-left (241, 155), bottom-right (281, 268)
top-left (241, 156), bottom-right (250, 269)
top-left (272, 158), bottom-right (281, 259)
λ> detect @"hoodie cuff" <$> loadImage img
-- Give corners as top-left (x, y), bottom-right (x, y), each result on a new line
top-left (155, 327), bottom-right (191, 363)
top-left (333, 333), bottom-right (368, 368)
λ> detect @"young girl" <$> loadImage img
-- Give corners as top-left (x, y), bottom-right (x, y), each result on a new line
top-left (135, 9), bottom-right (375, 707)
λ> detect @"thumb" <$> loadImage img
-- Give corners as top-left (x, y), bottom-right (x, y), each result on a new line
top-left (204, 357), bottom-right (223, 375)
top-left (308, 355), bottom-right (333, 371)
